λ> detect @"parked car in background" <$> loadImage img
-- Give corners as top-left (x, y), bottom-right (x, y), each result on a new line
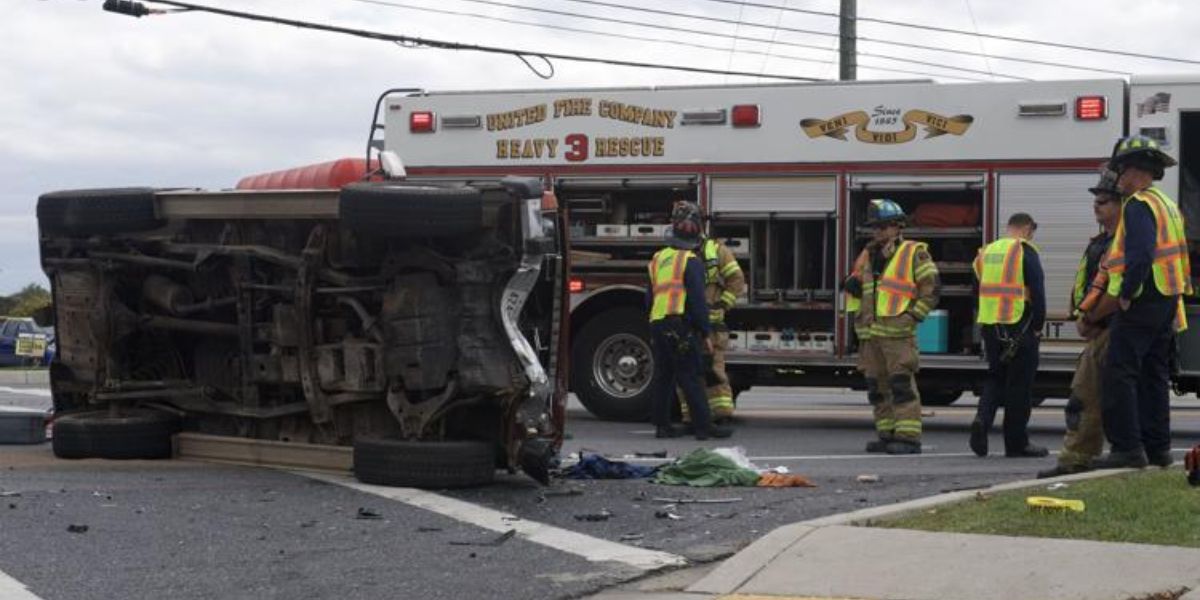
top-left (0, 317), bottom-right (54, 366)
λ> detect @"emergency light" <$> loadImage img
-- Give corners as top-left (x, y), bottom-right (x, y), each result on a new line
top-left (410, 111), bottom-right (436, 133)
top-left (568, 278), bottom-right (585, 293)
top-left (731, 104), bottom-right (761, 128)
top-left (1075, 96), bottom-right (1107, 121)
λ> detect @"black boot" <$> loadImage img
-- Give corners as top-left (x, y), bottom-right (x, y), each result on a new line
top-left (1147, 450), bottom-right (1175, 468)
top-left (885, 439), bottom-right (922, 455)
top-left (969, 419), bottom-right (988, 457)
top-left (1036, 463), bottom-right (1092, 479)
top-left (1092, 449), bottom-right (1149, 469)
top-left (865, 439), bottom-right (890, 453)
top-left (1005, 444), bottom-right (1049, 458)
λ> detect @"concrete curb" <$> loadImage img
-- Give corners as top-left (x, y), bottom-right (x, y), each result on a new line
top-left (688, 467), bottom-right (1143, 595)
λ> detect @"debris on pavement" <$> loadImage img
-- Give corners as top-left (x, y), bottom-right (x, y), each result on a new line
top-left (66, 524), bottom-right (89, 534)
top-left (653, 448), bottom-right (761, 487)
top-left (619, 533), bottom-right (645, 542)
top-left (758, 473), bottom-right (816, 488)
top-left (562, 453), bottom-right (658, 480)
top-left (651, 497), bottom-right (742, 504)
top-left (856, 474), bottom-right (880, 484)
top-left (633, 450), bottom-right (668, 458)
top-left (450, 529), bottom-right (517, 547)
top-left (654, 510), bottom-right (683, 520)
top-left (573, 509), bottom-right (613, 522)
top-left (536, 488), bottom-right (584, 505)
top-left (1046, 482), bottom-right (1070, 491)
top-left (417, 526), bottom-right (443, 533)
top-left (355, 507), bottom-right (383, 520)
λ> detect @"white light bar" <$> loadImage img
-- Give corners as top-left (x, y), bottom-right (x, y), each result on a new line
top-left (1017, 102), bottom-right (1067, 117)
top-left (441, 115), bottom-right (482, 129)
top-left (681, 109), bottom-right (727, 126)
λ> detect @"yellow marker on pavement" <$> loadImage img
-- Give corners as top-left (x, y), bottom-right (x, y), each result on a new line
top-left (1026, 496), bottom-right (1086, 513)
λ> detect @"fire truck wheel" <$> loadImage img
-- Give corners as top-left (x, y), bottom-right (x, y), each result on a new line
top-left (51, 409), bottom-right (179, 460)
top-left (919, 388), bottom-right (962, 407)
top-left (571, 307), bottom-right (656, 422)
top-left (339, 183), bottom-right (483, 237)
top-left (37, 188), bottom-right (163, 236)
top-left (353, 437), bottom-right (496, 488)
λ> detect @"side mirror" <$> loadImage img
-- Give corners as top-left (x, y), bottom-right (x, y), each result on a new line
top-left (379, 151), bottom-right (407, 179)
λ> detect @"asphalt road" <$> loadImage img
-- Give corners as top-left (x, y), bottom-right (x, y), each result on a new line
top-left (1, 385), bottom-right (1198, 600)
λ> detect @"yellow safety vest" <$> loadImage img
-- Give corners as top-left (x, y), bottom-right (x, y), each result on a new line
top-left (975, 237), bottom-right (1030, 325)
top-left (1104, 187), bottom-right (1191, 332)
top-left (648, 247), bottom-right (695, 322)
top-left (702, 238), bottom-right (743, 324)
top-left (844, 241), bottom-right (924, 317)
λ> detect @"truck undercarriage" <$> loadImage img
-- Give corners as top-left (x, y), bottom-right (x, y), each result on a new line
top-left (37, 178), bottom-right (567, 487)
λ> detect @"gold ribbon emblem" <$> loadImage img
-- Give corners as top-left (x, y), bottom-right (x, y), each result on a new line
top-left (800, 110), bottom-right (974, 144)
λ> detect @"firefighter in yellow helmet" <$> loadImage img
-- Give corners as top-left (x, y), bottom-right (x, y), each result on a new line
top-left (672, 200), bottom-right (747, 426)
top-left (843, 199), bottom-right (940, 454)
top-left (1038, 167), bottom-right (1122, 478)
top-left (1093, 135), bottom-right (1191, 469)
top-left (969, 212), bottom-right (1048, 459)
top-left (647, 206), bottom-right (733, 440)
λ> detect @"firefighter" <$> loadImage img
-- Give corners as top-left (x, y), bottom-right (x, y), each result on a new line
top-left (970, 212), bottom-right (1048, 458)
top-left (1093, 135), bottom-right (1191, 469)
top-left (843, 199), bottom-right (940, 455)
top-left (647, 208), bottom-right (733, 440)
top-left (1037, 168), bottom-right (1122, 478)
top-left (674, 200), bottom-right (747, 426)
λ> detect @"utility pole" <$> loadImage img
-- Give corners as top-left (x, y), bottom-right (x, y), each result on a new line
top-left (839, 0), bottom-right (857, 81)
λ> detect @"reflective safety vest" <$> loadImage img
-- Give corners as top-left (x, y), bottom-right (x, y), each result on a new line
top-left (702, 238), bottom-right (742, 323)
top-left (974, 237), bottom-right (1030, 325)
top-left (844, 240), bottom-right (925, 317)
top-left (1104, 187), bottom-right (1190, 332)
top-left (1071, 234), bottom-right (1113, 318)
top-left (648, 247), bottom-right (695, 322)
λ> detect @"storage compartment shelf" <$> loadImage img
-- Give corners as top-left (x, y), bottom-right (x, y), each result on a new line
top-left (855, 226), bottom-right (981, 238)
top-left (732, 302), bottom-right (834, 311)
top-left (572, 237), bottom-right (668, 247)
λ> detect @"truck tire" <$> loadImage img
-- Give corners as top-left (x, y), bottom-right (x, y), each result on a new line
top-left (51, 409), bottom-right (179, 460)
top-left (353, 437), bottom-right (495, 488)
top-left (37, 188), bottom-right (162, 235)
top-left (339, 183), bottom-right (483, 237)
top-left (919, 388), bottom-right (962, 407)
top-left (571, 307), bottom-right (657, 422)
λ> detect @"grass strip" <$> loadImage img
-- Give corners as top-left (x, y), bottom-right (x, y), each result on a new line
top-left (878, 469), bottom-right (1200, 548)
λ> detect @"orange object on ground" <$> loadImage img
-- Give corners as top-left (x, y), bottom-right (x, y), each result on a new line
top-left (757, 472), bottom-right (817, 488)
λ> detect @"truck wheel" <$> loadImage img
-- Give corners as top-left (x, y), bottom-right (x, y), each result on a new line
top-left (571, 307), bottom-right (657, 422)
top-left (339, 183), bottom-right (483, 237)
top-left (51, 409), bottom-right (179, 460)
top-left (919, 388), bottom-right (962, 407)
top-left (353, 438), bottom-right (495, 488)
top-left (37, 188), bottom-right (162, 235)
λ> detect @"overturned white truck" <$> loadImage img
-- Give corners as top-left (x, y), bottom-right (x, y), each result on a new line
top-left (36, 164), bottom-right (570, 487)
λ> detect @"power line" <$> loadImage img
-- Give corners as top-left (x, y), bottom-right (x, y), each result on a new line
top-left (346, 0), bottom-right (991, 81)
top-left (544, 0), bottom-right (1132, 75)
top-left (686, 0), bottom-right (1200, 67)
top-left (352, 0), bottom-right (1031, 80)
top-left (110, 0), bottom-right (824, 81)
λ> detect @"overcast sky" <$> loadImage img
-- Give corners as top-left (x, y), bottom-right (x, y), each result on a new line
top-left (2, 0), bottom-right (1198, 293)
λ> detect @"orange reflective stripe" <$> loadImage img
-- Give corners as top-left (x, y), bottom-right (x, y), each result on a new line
top-left (997, 242), bottom-right (1023, 322)
top-left (666, 250), bottom-right (688, 313)
top-left (880, 242), bottom-right (918, 315)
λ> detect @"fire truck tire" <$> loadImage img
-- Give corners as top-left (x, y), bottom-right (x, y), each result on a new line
top-left (919, 388), bottom-right (962, 407)
top-left (571, 307), bottom-right (657, 422)
top-left (353, 437), bottom-right (496, 488)
top-left (51, 409), bottom-right (179, 460)
top-left (339, 183), bottom-right (483, 236)
top-left (37, 188), bottom-right (162, 235)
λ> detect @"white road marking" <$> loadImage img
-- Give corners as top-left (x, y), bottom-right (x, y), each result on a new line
top-left (0, 570), bottom-right (44, 600)
top-left (0, 387), bottom-right (52, 398)
top-left (300, 472), bottom-right (687, 571)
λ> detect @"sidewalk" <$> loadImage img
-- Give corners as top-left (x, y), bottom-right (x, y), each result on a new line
top-left (590, 469), bottom-right (1200, 600)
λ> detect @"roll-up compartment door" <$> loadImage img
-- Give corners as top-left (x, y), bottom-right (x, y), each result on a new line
top-left (710, 176), bottom-right (836, 215)
top-left (996, 172), bottom-right (1100, 319)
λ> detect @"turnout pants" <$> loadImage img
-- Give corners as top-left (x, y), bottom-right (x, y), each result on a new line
top-left (1057, 327), bottom-right (1110, 468)
top-left (679, 329), bottom-right (734, 421)
top-left (651, 318), bottom-right (711, 433)
top-left (977, 323), bottom-right (1040, 452)
top-left (857, 336), bottom-right (922, 442)
top-left (1102, 294), bottom-right (1175, 456)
